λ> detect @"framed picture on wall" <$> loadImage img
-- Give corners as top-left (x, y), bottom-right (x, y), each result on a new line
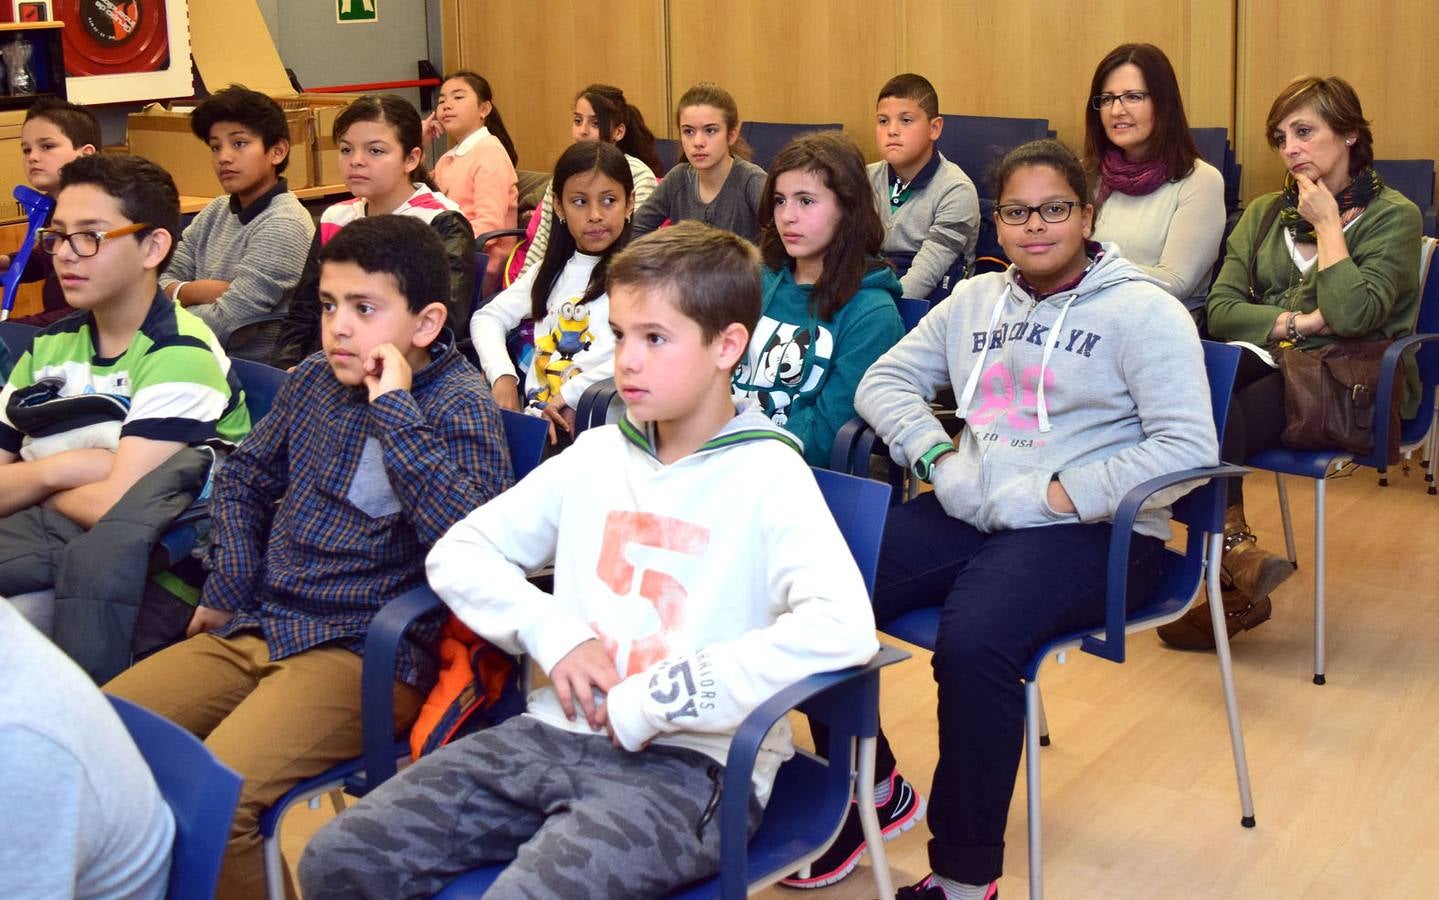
top-left (336, 0), bottom-right (377, 24)
top-left (12, 0), bottom-right (51, 22)
top-left (55, 0), bottom-right (192, 104)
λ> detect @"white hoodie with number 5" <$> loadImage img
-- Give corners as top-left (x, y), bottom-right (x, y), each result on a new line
top-left (426, 404), bottom-right (879, 802)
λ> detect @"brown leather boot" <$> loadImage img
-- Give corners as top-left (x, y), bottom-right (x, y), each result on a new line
top-left (1219, 503), bottom-right (1295, 601)
top-left (1157, 503), bottom-right (1286, 651)
top-left (1157, 587), bottom-right (1273, 650)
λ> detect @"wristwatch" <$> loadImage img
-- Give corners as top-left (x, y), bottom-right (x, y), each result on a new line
top-left (911, 442), bottom-right (954, 483)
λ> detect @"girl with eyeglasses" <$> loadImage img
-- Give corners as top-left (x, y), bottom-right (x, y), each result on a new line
top-left (1158, 76), bottom-right (1422, 650)
top-left (1084, 43), bottom-right (1225, 315)
top-left (851, 139), bottom-right (1217, 900)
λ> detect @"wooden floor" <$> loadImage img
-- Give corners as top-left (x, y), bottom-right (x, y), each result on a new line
top-left (283, 463), bottom-right (1439, 899)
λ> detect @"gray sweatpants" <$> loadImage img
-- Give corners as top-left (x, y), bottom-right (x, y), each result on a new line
top-left (298, 715), bottom-right (763, 899)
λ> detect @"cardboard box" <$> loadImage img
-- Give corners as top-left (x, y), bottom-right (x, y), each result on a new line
top-left (122, 0), bottom-right (349, 199)
top-left (126, 102), bottom-right (313, 197)
top-left (0, 110), bottom-right (27, 220)
top-left (286, 94), bottom-right (355, 188)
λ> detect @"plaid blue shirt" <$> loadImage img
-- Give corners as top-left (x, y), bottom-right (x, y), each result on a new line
top-left (205, 339), bottom-right (513, 690)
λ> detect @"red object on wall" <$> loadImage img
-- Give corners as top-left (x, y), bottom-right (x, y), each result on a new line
top-left (55, 0), bottom-right (169, 76)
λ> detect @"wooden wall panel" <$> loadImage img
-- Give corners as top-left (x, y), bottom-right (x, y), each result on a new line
top-left (904, 0), bottom-right (1234, 158)
top-left (667, 0), bottom-right (900, 157)
top-left (450, 0), bottom-right (668, 176)
top-left (1236, 0), bottom-right (1439, 201)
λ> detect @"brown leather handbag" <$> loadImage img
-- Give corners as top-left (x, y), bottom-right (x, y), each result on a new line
top-left (1246, 200), bottom-right (1400, 462)
top-left (1275, 342), bottom-right (1400, 461)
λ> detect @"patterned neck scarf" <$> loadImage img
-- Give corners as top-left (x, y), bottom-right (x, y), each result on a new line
top-left (1280, 167), bottom-right (1383, 242)
top-left (1096, 147), bottom-right (1169, 203)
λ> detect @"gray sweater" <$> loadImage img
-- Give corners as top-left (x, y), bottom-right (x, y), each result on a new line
top-left (160, 179), bottom-right (315, 361)
top-left (868, 151), bottom-right (980, 299)
top-left (856, 245), bottom-right (1218, 539)
top-left (631, 158), bottom-right (767, 243)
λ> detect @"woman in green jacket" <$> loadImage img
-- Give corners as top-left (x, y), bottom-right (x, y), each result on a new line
top-left (1160, 76), bottom-right (1422, 650)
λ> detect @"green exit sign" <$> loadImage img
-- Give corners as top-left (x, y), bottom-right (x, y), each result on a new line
top-left (337, 0), bottom-right (378, 23)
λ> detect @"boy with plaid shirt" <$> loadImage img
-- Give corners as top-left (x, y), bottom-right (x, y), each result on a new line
top-left (106, 215), bottom-right (513, 899)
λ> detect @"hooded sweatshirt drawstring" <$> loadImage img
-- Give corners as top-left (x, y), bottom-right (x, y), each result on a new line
top-left (1036, 291), bottom-right (1078, 433)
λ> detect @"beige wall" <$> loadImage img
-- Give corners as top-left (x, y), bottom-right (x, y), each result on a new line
top-left (445, 0), bottom-right (1435, 205)
top-left (1235, 0), bottom-right (1439, 200)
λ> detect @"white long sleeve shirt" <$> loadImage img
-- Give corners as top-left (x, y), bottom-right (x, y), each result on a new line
top-left (470, 251), bottom-right (614, 409)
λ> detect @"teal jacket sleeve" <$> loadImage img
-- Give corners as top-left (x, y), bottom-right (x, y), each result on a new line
top-left (785, 295), bottom-right (905, 466)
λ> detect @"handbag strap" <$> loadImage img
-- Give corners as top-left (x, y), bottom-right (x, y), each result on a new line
top-left (1247, 197), bottom-right (1284, 302)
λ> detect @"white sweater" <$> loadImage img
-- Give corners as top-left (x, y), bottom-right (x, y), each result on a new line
top-left (426, 406), bottom-right (879, 801)
top-left (1093, 159), bottom-right (1225, 310)
top-left (470, 251), bottom-right (613, 409)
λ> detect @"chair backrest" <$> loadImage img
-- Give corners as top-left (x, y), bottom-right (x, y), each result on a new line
top-left (0, 320), bottom-right (39, 356)
top-left (739, 121), bottom-right (843, 171)
top-left (107, 695), bottom-right (242, 900)
top-left (1374, 159), bottom-right (1436, 213)
top-left (499, 408), bottom-right (549, 479)
top-left (935, 114), bottom-right (1052, 198)
top-left (655, 137), bottom-right (681, 174)
top-left (1190, 127), bottom-right (1229, 175)
top-left (574, 377), bottom-right (624, 433)
top-left (811, 467), bottom-right (890, 598)
top-left (897, 297), bottom-right (929, 333)
top-left (1411, 236), bottom-right (1439, 391)
top-left (231, 358), bottom-right (288, 423)
top-left (1169, 340), bottom-right (1241, 536)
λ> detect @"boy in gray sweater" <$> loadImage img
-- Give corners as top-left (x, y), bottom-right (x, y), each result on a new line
top-left (868, 74), bottom-right (979, 302)
top-left (159, 85), bottom-right (315, 362)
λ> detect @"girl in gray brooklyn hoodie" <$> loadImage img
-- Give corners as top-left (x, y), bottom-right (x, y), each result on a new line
top-left (839, 140), bottom-right (1218, 898)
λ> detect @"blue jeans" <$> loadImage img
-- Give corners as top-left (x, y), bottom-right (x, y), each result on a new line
top-left (870, 493), bottom-right (1165, 884)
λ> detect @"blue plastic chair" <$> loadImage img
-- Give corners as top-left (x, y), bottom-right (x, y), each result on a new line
top-left (153, 359), bottom-right (292, 570)
top-left (935, 114), bottom-right (1052, 200)
top-left (430, 467), bottom-right (906, 899)
top-left (255, 408), bottom-right (550, 898)
top-left (0, 319), bottom-right (38, 357)
top-left (830, 340), bottom-right (1256, 899)
top-left (1374, 159), bottom-right (1437, 237)
top-left (1245, 236), bottom-right (1439, 685)
top-left (108, 694), bottom-right (243, 900)
top-left (656, 137), bottom-right (682, 174)
top-left (740, 120), bottom-right (843, 171)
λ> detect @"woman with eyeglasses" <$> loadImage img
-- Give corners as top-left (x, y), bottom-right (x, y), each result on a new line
top-left (852, 139), bottom-right (1217, 899)
top-left (1084, 42), bottom-right (1225, 315)
top-left (1157, 76), bottom-right (1422, 651)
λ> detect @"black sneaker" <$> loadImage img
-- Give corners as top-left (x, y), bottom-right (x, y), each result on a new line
top-left (780, 769), bottom-right (926, 889)
top-left (895, 874), bottom-right (998, 899)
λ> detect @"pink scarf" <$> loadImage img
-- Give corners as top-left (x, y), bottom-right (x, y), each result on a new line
top-left (1096, 148), bottom-right (1169, 203)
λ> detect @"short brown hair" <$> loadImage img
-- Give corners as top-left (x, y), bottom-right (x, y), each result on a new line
top-left (1264, 76), bottom-right (1373, 174)
top-left (877, 73), bottom-right (939, 120)
top-left (1082, 43), bottom-right (1198, 183)
top-left (607, 221), bottom-right (761, 343)
top-left (25, 98), bottom-right (101, 151)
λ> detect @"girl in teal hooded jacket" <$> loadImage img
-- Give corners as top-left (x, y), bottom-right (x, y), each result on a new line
top-left (733, 132), bottom-right (904, 466)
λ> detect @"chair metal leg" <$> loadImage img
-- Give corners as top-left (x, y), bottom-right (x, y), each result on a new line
top-left (1313, 478), bottom-right (1327, 685)
top-left (263, 830), bottom-right (287, 900)
top-left (855, 736), bottom-right (896, 900)
top-left (1427, 402), bottom-right (1438, 494)
top-left (1025, 679), bottom-right (1043, 900)
top-left (1274, 473), bottom-right (1297, 565)
top-left (1205, 533), bottom-right (1257, 828)
top-left (1036, 684), bottom-right (1051, 747)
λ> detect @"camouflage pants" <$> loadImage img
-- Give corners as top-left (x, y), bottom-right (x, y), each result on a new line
top-left (298, 715), bottom-right (762, 899)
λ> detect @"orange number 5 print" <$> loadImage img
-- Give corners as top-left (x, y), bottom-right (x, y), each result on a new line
top-left (594, 511), bottom-right (710, 675)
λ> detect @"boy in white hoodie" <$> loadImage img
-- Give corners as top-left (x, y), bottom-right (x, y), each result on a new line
top-left (298, 221), bottom-right (880, 899)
